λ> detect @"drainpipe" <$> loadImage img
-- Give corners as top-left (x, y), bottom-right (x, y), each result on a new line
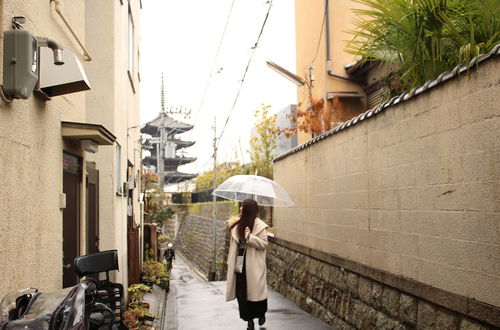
top-left (51, 0), bottom-right (92, 61)
top-left (324, 0), bottom-right (355, 82)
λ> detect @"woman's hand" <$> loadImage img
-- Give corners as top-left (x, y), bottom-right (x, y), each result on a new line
top-left (245, 227), bottom-right (251, 240)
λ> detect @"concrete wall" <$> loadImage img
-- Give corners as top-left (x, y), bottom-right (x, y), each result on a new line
top-left (0, 0), bottom-right (141, 297)
top-left (274, 57), bottom-right (500, 310)
top-left (0, 0), bottom-right (88, 296)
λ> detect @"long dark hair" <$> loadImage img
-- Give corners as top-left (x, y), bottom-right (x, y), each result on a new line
top-left (229, 199), bottom-right (259, 241)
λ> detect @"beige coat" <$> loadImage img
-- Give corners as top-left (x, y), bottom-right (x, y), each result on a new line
top-left (225, 218), bottom-right (268, 302)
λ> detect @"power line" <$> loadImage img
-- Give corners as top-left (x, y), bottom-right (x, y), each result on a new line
top-left (311, 1), bottom-right (327, 64)
top-left (180, 0), bottom-right (236, 177)
top-left (189, 0), bottom-right (236, 141)
top-left (217, 0), bottom-right (273, 147)
top-left (168, 1), bottom-right (273, 179)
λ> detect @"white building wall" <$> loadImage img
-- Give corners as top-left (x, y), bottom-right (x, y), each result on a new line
top-left (276, 104), bottom-right (298, 156)
top-left (85, 0), bottom-right (141, 286)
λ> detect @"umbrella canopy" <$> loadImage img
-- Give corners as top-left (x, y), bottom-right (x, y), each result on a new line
top-left (212, 175), bottom-right (294, 207)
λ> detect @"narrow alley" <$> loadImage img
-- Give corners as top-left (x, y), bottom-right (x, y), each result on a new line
top-left (1, 1), bottom-right (498, 330)
top-left (163, 255), bottom-right (333, 330)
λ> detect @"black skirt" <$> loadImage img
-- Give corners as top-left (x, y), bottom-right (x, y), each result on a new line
top-left (235, 247), bottom-right (267, 321)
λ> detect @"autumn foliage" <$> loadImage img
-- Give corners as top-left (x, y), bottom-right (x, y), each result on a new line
top-left (281, 95), bottom-right (342, 137)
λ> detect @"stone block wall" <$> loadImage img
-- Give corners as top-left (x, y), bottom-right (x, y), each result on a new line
top-left (173, 202), bottom-right (236, 223)
top-left (173, 201), bottom-right (273, 225)
top-left (267, 237), bottom-right (499, 329)
top-left (163, 215), bottom-right (177, 242)
top-left (273, 57), bottom-right (500, 308)
top-left (174, 214), bottom-right (229, 280)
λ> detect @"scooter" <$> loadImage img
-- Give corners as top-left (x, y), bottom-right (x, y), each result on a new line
top-left (0, 250), bottom-right (125, 330)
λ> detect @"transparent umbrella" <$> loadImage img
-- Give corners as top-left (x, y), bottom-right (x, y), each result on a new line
top-left (212, 175), bottom-right (294, 207)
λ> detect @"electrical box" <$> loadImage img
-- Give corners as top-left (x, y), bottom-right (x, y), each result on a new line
top-left (3, 30), bottom-right (38, 99)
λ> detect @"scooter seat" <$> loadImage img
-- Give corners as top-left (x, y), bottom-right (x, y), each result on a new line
top-left (74, 250), bottom-right (119, 278)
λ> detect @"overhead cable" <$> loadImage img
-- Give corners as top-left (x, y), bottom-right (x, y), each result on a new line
top-left (189, 0), bottom-right (237, 141)
top-left (217, 0), bottom-right (273, 147)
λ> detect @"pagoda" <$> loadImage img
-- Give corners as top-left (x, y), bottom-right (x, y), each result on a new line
top-left (141, 78), bottom-right (197, 185)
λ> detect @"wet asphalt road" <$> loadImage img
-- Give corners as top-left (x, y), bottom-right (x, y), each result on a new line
top-left (164, 255), bottom-right (332, 330)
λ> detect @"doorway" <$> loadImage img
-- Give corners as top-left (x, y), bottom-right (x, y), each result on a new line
top-left (62, 152), bottom-right (81, 288)
top-left (86, 162), bottom-right (100, 254)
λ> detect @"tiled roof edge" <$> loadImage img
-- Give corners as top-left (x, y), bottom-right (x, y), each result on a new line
top-left (274, 43), bottom-right (500, 163)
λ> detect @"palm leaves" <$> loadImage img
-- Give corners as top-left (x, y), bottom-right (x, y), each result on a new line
top-left (346, 0), bottom-right (500, 92)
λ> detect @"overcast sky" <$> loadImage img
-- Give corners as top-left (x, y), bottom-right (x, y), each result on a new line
top-left (140, 0), bottom-right (297, 178)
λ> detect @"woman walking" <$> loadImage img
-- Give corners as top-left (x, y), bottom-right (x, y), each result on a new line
top-left (226, 199), bottom-right (268, 330)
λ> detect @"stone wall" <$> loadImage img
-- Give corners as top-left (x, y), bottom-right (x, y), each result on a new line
top-left (173, 201), bottom-right (273, 225)
top-left (273, 56), bottom-right (500, 308)
top-left (174, 214), bottom-right (229, 280)
top-left (267, 237), bottom-right (499, 329)
top-left (173, 202), bottom-right (235, 223)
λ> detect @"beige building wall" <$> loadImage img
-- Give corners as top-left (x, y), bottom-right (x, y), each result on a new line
top-left (85, 0), bottom-right (142, 286)
top-left (0, 0), bottom-right (141, 297)
top-left (295, 0), bottom-right (368, 144)
top-left (0, 0), bottom-right (88, 295)
top-left (274, 58), bottom-right (500, 307)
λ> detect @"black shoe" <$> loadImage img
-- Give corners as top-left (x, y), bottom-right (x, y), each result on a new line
top-left (258, 316), bottom-right (266, 326)
top-left (247, 320), bottom-right (255, 330)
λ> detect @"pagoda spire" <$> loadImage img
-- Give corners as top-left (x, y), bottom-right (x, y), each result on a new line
top-left (160, 73), bottom-right (166, 115)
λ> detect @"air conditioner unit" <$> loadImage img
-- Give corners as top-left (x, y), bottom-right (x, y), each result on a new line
top-left (123, 182), bottom-right (129, 193)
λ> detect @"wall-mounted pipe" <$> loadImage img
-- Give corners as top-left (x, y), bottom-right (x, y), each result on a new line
top-left (51, 0), bottom-right (92, 61)
top-left (36, 37), bottom-right (64, 65)
top-left (324, 0), bottom-right (356, 82)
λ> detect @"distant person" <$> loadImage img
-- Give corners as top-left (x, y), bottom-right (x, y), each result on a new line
top-left (163, 243), bottom-right (175, 271)
top-left (226, 199), bottom-right (268, 330)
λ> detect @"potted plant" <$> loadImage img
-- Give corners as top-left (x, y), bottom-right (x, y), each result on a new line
top-left (133, 306), bottom-right (155, 325)
top-left (123, 309), bottom-right (140, 329)
top-left (124, 306), bottom-right (155, 327)
top-left (158, 266), bottom-right (170, 291)
top-left (141, 262), bottom-right (156, 287)
top-left (127, 283), bottom-right (151, 309)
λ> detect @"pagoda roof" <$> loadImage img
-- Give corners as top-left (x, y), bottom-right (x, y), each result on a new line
top-left (142, 156), bottom-right (197, 169)
top-left (144, 138), bottom-right (195, 150)
top-left (164, 171), bottom-right (197, 184)
top-left (141, 115), bottom-right (193, 136)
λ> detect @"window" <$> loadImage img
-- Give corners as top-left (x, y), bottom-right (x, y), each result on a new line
top-left (115, 144), bottom-right (122, 193)
top-left (137, 47), bottom-right (141, 82)
top-left (128, 6), bottom-right (134, 76)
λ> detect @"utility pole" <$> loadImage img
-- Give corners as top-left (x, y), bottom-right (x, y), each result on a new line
top-left (210, 118), bottom-right (217, 281)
